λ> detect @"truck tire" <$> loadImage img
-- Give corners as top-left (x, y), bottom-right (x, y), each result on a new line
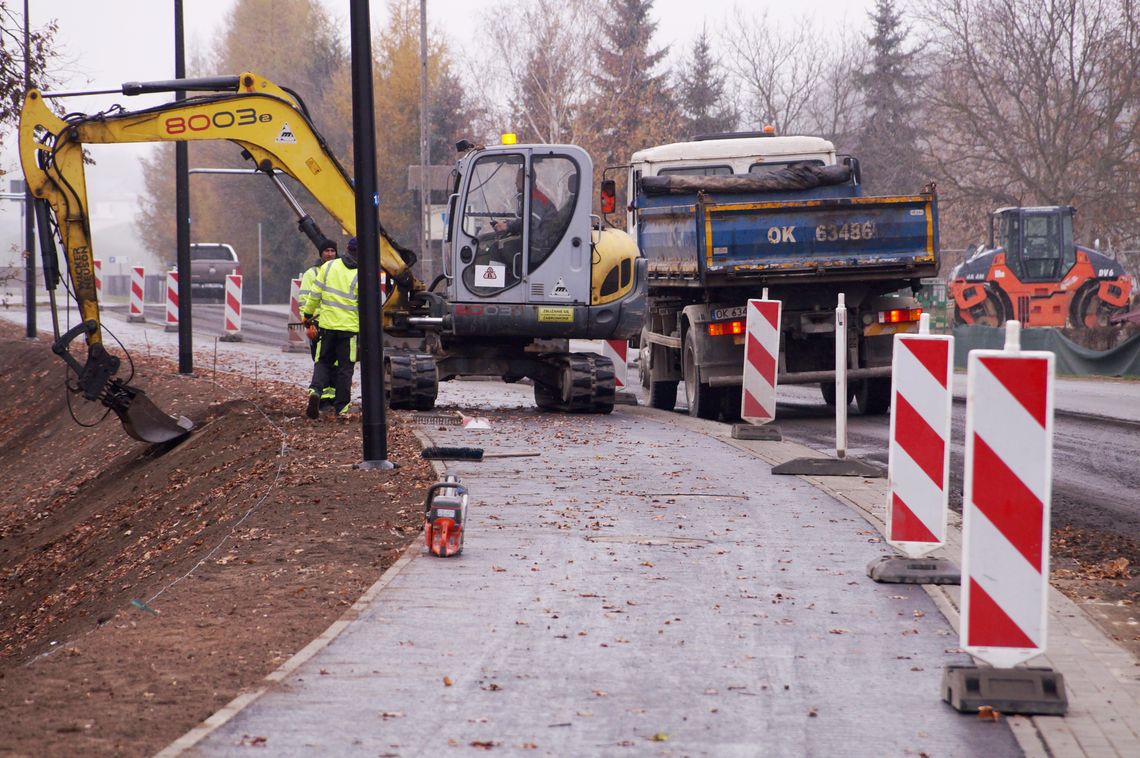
top-left (682, 331), bottom-right (718, 420)
top-left (649, 380), bottom-right (678, 410)
top-left (638, 328), bottom-right (651, 389)
top-left (718, 386), bottom-right (742, 422)
top-left (387, 353), bottom-right (438, 411)
top-left (821, 382), bottom-right (856, 407)
top-left (855, 378), bottom-right (891, 416)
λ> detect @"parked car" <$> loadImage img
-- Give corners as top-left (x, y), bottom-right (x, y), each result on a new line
top-left (188, 243), bottom-right (240, 303)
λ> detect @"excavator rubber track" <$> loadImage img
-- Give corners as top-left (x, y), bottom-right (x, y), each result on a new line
top-left (534, 353), bottom-right (615, 414)
top-left (387, 352), bottom-right (439, 411)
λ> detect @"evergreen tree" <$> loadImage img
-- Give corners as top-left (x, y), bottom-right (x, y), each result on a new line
top-left (581, 0), bottom-right (680, 217)
top-left (676, 29), bottom-right (738, 139)
top-left (855, 0), bottom-right (924, 194)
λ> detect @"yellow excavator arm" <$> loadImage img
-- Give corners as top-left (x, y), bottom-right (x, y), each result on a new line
top-left (19, 71), bottom-right (422, 443)
top-left (20, 72), bottom-right (421, 328)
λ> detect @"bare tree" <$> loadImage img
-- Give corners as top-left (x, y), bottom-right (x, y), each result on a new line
top-left (467, 0), bottom-right (598, 145)
top-left (801, 31), bottom-right (868, 149)
top-left (918, 0), bottom-right (1140, 250)
top-left (0, 1), bottom-right (56, 134)
top-left (723, 8), bottom-right (828, 133)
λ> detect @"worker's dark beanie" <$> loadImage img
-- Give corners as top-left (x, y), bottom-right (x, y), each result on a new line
top-left (343, 237), bottom-right (359, 269)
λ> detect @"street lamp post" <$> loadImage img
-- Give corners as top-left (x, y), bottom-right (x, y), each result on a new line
top-left (349, 0), bottom-right (392, 468)
top-left (23, 0), bottom-right (36, 339)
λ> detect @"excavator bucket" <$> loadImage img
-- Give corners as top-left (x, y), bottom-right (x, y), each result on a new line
top-left (105, 380), bottom-right (194, 444)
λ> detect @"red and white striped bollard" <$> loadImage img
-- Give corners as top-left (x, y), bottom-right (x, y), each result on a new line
top-left (886, 314), bottom-right (953, 556)
top-left (220, 274), bottom-right (243, 342)
top-left (961, 320), bottom-right (1054, 667)
top-left (128, 265), bottom-right (146, 322)
top-left (164, 271), bottom-right (179, 332)
top-left (741, 296), bottom-right (781, 424)
top-left (283, 276), bottom-right (307, 352)
top-left (602, 339), bottom-right (628, 391)
top-left (943, 320), bottom-right (1066, 715)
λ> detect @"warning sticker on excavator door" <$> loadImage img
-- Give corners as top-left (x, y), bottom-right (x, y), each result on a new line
top-left (276, 122), bottom-right (297, 144)
top-left (538, 307), bottom-right (574, 323)
top-left (475, 263), bottom-right (506, 288)
top-left (551, 278), bottom-right (571, 298)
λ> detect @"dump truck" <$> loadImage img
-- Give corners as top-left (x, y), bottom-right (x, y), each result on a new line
top-left (616, 132), bottom-right (939, 417)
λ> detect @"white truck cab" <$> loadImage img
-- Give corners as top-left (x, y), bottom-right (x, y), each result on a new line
top-left (627, 134), bottom-right (840, 233)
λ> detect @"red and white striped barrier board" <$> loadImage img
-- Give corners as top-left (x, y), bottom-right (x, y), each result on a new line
top-left (961, 321), bottom-right (1055, 668)
top-left (886, 320), bottom-right (953, 557)
top-left (94, 259), bottom-right (102, 300)
top-left (602, 339), bottom-right (628, 390)
top-left (164, 271), bottom-right (179, 332)
top-left (222, 274), bottom-right (242, 339)
top-left (741, 298), bottom-right (781, 424)
top-left (128, 265), bottom-right (146, 322)
top-left (283, 277), bottom-right (307, 352)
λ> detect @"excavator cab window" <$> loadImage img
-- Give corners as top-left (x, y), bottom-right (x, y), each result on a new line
top-left (529, 155), bottom-right (579, 269)
top-left (459, 153), bottom-right (581, 298)
top-left (461, 153), bottom-right (526, 296)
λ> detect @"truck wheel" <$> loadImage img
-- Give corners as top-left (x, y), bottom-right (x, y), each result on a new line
top-left (820, 382), bottom-right (854, 407)
top-left (682, 331), bottom-right (718, 420)
top-left (649, 380), bottom-right (678, 410)
top-left (638, 328), bottom-right (651, 389)
top-left (855, 378), bottom-right (891, 416)
top-left (718, 386), bottom-right (742, 422)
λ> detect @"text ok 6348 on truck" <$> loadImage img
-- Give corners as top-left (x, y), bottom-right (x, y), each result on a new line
top-left (620, 132), bottom-right (939, 418)
top-left (20, 72), bottom-right (645, 443)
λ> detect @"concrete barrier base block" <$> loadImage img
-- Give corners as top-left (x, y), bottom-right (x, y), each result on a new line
top-left (771, 456), bottom-right (884, 477)
top-left (164, 324), bottom-right (179, 333)
top-left (219, 334), bottom-right (243, 343)
top-left (941, 664), bottom-right (1067, 715)
top-left (732, 423), bottom-right (781, 441)
top-left (866, 555), bottom-right (960, 584)
top-left (281, 343), bottom-right (309, 353)
top-left (127, 315), bottom-right (146, 323)
top-left (613, 392), bottom-right (639, 406)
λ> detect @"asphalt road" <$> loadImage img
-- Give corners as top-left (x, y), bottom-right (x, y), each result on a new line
top-left (721, 384), bottom-right (1140, 540)
top-left (80, 301), bottom-right (1140, 556)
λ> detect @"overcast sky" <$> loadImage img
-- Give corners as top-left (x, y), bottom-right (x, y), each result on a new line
top-left (0, 0), bottom-right (874, 269)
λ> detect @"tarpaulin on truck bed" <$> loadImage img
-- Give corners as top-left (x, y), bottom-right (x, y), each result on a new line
top-left (640, 163), bottom-right (853, 196)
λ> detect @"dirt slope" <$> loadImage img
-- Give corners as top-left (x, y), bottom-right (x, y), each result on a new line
top-left (0, 323), bottom-right (433, 756)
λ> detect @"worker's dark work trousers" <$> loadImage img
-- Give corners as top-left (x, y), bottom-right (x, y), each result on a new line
top-left (309, 329), bottom-right (356, 410)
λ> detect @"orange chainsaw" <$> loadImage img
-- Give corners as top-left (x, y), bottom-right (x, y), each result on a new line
top-left (423, 475), bottom-right (469, 557)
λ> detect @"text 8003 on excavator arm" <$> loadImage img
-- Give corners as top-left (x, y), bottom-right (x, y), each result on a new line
top-left (19, 72), bottom-right (425, 443)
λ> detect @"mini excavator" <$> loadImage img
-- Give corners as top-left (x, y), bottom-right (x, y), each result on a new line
top-left (20, 72), bottom-right (645, 443)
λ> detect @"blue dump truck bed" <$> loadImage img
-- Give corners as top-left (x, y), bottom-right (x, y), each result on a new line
top-left (637, 183), bottom-right (939, 287)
